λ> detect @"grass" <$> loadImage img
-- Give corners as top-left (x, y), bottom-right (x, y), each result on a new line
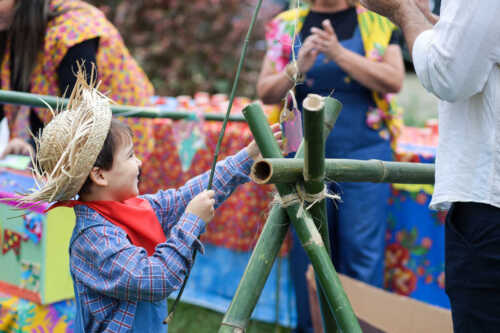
top-left (167, 300), bottom-right (292, 333)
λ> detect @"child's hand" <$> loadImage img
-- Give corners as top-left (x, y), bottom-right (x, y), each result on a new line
top-left (246, 123), bottom-right (284, 160)
top-left (186, 190), bottom-right (216, 223)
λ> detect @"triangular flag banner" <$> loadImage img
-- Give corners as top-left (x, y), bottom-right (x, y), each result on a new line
top-left (172, 110), bottom-right (206, 172)
top-left (2, 229), bottom-right (23, 257)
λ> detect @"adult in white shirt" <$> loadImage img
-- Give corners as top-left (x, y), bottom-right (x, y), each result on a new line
top-left (360, 0), bottom-right (500, 331)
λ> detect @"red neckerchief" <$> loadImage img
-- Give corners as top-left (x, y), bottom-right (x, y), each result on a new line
top-left (49, 197), bottom-right (166, 256)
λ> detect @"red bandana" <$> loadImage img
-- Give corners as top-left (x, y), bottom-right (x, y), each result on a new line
top-left (49, 197), bottom-right (166, 256)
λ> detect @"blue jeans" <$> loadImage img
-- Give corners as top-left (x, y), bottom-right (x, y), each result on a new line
top-left (445, 202), bottom-right (500, 332)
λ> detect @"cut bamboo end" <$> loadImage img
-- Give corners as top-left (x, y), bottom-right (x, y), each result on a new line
top-left (303, 94), bottom-right (324, 112)
top-left (251, 160), bottom-right (272, 184)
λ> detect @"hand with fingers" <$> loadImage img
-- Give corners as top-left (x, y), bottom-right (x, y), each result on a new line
top-left (296, 35), bottom-right (320, 75)
top-left (1, 138), bottom-right (33, 158)
top-left (246, 123), bottom-right (284, 160)
top-left (359, 0), bottom-right (409, 24)
top-left (310, 19), bottom-right (344, 62)
top-left (186, 190), bottom-right (216, 223)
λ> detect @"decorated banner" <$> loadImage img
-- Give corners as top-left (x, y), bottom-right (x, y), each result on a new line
top-left (20, 261), bottom-right (40, 293)
top-left (2, 230), bottom-right (23, 258)
top-left (23, 213), bottom-right (43, 244)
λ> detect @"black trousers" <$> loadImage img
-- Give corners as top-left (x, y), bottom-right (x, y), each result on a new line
top-left (445, 202), bottom-right (500, 332)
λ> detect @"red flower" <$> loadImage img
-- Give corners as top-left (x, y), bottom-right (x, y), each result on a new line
top-left (385, 243), bottom-right (410, 269)
top-left (392, 267), bottom-right (417, 296)
top-left (421, 237), bottom-right (433, 249)
top-left (437, 272), bottom-right (445, 289)
top-left (416, 193), bottom-right (428, 205)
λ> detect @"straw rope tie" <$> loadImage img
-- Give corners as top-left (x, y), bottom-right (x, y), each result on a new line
top-left (273, 184), bottom-right (341, 213)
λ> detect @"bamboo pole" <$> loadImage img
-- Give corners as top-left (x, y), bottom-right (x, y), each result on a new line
top-left (303, 94), bottom-right (325, 195)
top-left (302, 94), bottom-right (338, 333)
top-left (219, 97), bottom-right (342, 333)
top-left (240, 103), bottom-right (361, 333)
top-left (0, 89), bottom-right (246, 122)
top-left (219, 98), bottom-right (342, 332)
top-left (252, 158), bottom-right (435, 185)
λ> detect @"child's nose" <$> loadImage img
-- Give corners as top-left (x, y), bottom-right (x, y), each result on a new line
top-left (135, 157), bottom-right (142, 167)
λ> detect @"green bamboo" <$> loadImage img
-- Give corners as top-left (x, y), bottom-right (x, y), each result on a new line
top-left (303, 94), bottom-right (325, 194)
top-left (206, 0), bottom-right (264, 189)
top-left (172, 0), bottom-right (264, 323)
top-left (302, 94), bottom-right (338, 333)
top-left (240, 103), bottom-right (361, 333)
top-left (219, 98), bottom-right (342, 332)
top-left (219, 206), bottom-right (289, 332)
top-left (220, 99), bottom-right (341, 332)
top-left (0, 89), bottom-right (246, 122)
top-left (252, 158), bottom-right (435, 185)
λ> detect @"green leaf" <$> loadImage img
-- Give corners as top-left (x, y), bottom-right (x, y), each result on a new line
top-left (411, 246), bottom-right (429, 256)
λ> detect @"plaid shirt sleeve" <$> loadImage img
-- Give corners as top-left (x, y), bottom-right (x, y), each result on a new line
top-left (70, 210), bottom-right (205, 302)
top-left (143, 148), bottom-right (253, 238)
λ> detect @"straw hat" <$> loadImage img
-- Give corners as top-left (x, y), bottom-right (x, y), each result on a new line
top-left (20, 69), bottom-right (112, 204)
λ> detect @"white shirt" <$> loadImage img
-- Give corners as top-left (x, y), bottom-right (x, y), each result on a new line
top-left (412, 0), bottom-right (500, 210)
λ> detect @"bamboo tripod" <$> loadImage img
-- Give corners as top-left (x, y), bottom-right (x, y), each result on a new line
top-left (219, 96), bottom-right (435, 333)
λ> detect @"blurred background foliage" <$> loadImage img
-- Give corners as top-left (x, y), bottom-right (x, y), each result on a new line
top-left (88, 0), bottom-right (438, 126)
top-left (88, 0), bottom-right (285, 98)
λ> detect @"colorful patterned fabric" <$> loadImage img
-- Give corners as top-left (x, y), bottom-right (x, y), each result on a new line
top-left (264, 5), bottom-right (403, 150)
top-left (0, 293), bottom-right (74, 333)
top-left (142, 95), bottom-right (289, 254)
top-left (70, 150), bottom-right (253, 332)
top-left (1, 0), bottom-right (154, 159)
top-left (386, 146), bottom-right (449, 309)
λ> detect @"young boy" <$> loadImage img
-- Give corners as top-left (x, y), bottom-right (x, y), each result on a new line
top-left (19, 73), bottom-right (280, 332)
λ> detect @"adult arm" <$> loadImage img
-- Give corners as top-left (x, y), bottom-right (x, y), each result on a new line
top-left (415, 0), bottom-right (439, 25)
top-left (411, 1), bottom-right (500, 101)
top-left (302, 19), bottom-right (404, 94)
top-left (361, 0), bottom-right (500, 102)
top-left (257, 36), bottom-right (319, 104)
top-left (143, 149), bottom-right (253, 236)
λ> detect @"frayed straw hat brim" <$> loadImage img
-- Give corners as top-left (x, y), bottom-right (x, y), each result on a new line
top-left (19, 69), bottom-right (112, 204)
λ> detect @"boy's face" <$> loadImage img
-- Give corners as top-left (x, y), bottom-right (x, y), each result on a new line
top-left (101, 137), bottom-right (142, 202)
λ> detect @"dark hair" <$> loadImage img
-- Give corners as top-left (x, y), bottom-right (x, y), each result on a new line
top-left (0, 0), bottom-right (59, 92)
top-left (78, 119), bottom-right (133, 196)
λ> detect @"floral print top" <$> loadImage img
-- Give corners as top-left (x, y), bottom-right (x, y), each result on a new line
top-left (1, 0), bottom-right (154, 145)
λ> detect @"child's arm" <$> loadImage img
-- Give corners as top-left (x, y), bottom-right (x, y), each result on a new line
top-left (143, 148), bottom-right (252, 235)
top-left (70, 219), bottom-right (204, 302)
top-left (143, 124), bottom-right (281, 235)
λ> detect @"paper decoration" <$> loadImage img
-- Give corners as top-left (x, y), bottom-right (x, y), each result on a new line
top-left (280, 91), bottom-right (303, 155)
top-left (20, 261), bottom-right (40, 292)
top-left (23, 212), bottom-right (43, 244)
top-left (172, 112), bottom-right (206, 172)
top-left (2, 229), bottom-right (23, 258)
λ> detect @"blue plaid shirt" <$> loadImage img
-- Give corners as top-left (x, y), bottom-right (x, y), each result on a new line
top-left (69, 149), bottom-right (253, 332)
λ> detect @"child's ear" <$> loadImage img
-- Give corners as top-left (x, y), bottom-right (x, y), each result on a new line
top-left (89, 166), bottom-right (108, 187)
